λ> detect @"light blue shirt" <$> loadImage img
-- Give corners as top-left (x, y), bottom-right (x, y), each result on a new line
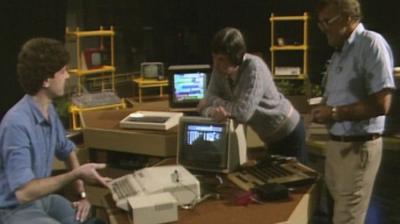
top-left (0, 95), bottom-right (75, 208)
top-left (324, 23), bottom-right (395, 136)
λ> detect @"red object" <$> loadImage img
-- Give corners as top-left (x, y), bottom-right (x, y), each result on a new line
top-left (234, 191), bottom-right (254, 206)
top-left (83, 48), bottom-right (104, 69)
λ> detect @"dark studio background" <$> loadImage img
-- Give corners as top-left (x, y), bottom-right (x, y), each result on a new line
top-left (1, 0), bottom-right (399, 119)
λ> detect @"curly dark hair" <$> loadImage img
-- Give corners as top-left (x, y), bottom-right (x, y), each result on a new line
top-left (17, 37), bottom-right (69, 95)
top-left (211, 27), bottom-right (247, 66)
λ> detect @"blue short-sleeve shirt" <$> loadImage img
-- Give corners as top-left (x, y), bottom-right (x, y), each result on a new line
top-left (324, 24), bottom-right (396, 136)
top-left (0, 95), bottom-right (75, 208)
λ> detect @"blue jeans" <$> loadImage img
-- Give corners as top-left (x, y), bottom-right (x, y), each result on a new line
top-left (268, 118), bottom-right (308, 164)
top-left (0, 194), bottom-right (79, 224)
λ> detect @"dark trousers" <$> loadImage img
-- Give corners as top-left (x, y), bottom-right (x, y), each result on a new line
top-left (268, 118), bottom-right (308, 164)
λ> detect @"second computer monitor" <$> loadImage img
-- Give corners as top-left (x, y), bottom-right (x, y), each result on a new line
top-left (177, 116), bottom-right (247, 173)
top-left (141, 62), bottom-right (164, 80)
top-left (168, 64), bottom-right (210, 111)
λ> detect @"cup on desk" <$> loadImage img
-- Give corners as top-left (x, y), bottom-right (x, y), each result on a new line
top-left (307, 97), bottom-right (323, 107)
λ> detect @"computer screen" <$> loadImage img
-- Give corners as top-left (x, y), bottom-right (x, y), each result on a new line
top-left (141, 62), bottom-right (164, 80)
top-left (168, 64), bottom-right (210, 111)
top-left (177, 116), bottom-right (247, 173)
top-left (83, 48), bottom-right (105, 69)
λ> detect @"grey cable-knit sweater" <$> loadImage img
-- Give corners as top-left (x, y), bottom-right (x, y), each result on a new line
top-left (201, 53), bottom-right (300, 143)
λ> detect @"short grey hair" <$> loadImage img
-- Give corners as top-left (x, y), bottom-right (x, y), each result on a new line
top-left (317, 0), bottom-right (362, 22)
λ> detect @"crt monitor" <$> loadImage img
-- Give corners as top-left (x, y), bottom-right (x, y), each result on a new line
top-left (168, 64), bottom-right (211, 111)
top-left (177, 116), bottom-right (247, 173)
top-left (141, 62), bottom-right (164, 80)
top-left (83, 48), bottom-right (105, 69)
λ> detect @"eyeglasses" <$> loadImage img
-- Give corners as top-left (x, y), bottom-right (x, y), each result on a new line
top-left (318, 14), bottom-right (341, 30)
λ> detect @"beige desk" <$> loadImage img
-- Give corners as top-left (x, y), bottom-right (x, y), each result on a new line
top-left (82, 105), bottom-right (319, 223)
top-left (102, 182), bottom-right (318, 224)
top-left (133, 78), bottom-right (169, 103)
top-left (80, 101), bottom-right (177, 157)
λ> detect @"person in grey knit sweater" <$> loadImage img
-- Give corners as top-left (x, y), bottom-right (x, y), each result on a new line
top-left (197, 27), bottom-right (307, 163)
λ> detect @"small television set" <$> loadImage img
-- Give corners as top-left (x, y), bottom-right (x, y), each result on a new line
top-left (177, 116), bottom-right (247, 173)
top-left (141, 62), bottom-right (164, 80)
top-left (83, 48), bottom-right (106, 69)
top-left (168, 64), bottom-right (211, 111)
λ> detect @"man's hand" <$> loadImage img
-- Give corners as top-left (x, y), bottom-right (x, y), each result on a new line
top-left (211, 106), bottom-right (231, 122)
top-left (196, 99), bottom-right (208, 113)
top-left (73, 198), bottom-right (91, 223)
top-left (311, 105), bottom-right (333, 124)
top-left (75, 163), bottom-right (112, 187)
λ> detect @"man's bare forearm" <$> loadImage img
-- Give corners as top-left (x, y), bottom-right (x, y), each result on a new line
top-left (65, 151), bottom-right (86, 193)
top-left (15, 168), bottom-right (80, 204)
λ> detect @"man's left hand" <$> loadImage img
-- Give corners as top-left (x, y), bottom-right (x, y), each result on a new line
top-left (196, 99), bottom-right (208, 112)
top-left (211, 106), bottom-right (231, 122)
top-left (311, 105), bottom-right (333, 124)
top-left (73, 198), bottom-right (91, 222)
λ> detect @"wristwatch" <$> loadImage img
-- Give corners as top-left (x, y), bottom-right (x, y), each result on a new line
top-left (331, 106), bottom-right (339, 121)
top-left (79, 191), bottom-right (87, 199)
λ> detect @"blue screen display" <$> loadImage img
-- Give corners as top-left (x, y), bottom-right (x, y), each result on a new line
top-left (173, 72), bottom-right (207, 103)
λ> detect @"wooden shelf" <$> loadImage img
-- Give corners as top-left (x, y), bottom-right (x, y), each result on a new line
top-left (66, 26), bottom-right (119, 130)
top-left (270, 45), bottom-right (308, 51)
top-left (65, 26), bottom-right (116, 94)
top-left (68, 66), bottom-right (115, 77)
top-left (273, 75), bottom-right (305, 80)
top-left (133, 78), bottom-right (169, 103)
top-left (270, 12), bottom-right (310, 97)
top-left (270, 15), bottom-right (309, 21)
top-left (66, 30), bottom-right (115, 38)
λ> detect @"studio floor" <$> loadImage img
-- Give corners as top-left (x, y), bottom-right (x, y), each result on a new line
top-left (366, 148), bottom-right (400, 224)
top-left (312, 147), bottom-right (400, 224)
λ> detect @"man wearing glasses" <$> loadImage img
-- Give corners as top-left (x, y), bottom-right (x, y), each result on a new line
top-left (311, 0), bottom-right (395, 223)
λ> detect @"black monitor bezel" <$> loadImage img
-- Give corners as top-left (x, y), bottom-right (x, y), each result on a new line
top-left (168, 65), bottom-right (210, 110)
top-left (177, 117), bottom-right (230, 173)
